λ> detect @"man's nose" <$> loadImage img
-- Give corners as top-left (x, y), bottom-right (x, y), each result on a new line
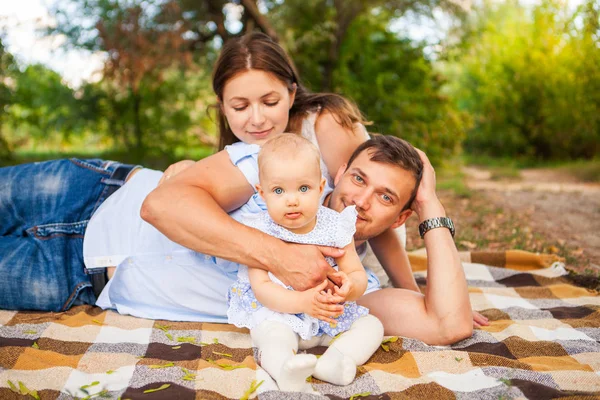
top-left (250, 105), bottom-right (266, 126)
top-left (352, 190), bottom-right (371, 210)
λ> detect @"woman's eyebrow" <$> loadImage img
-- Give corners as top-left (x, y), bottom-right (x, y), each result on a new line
top-left (228, 91), bottom-right (279, 102)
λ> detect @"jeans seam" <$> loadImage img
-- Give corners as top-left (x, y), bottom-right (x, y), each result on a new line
top-left (62, 281), bottom-right (91, 311)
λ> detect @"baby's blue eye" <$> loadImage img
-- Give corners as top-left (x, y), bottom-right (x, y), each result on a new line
top-left (299, 185), bottom-right (309, 193)
top-left (273, 187), bottom-right (283, 195)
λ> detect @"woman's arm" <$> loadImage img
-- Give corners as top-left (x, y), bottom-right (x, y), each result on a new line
top-left (248, 268), bottom-right (343, 323)
top-left (141, 151), bottom-right (339, 290)
top-left (368, 228), bottom-right (420, 292)
top-left (314, 110), bottom-right (367, 177)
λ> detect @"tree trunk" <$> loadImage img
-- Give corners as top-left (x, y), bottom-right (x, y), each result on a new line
top-left (240, 0), bottom-right (279, 41)
top-left (132, 90), bottom-right (144, 162)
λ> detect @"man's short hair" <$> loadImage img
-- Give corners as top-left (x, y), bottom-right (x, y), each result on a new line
top-left (346, 135), bottom-right (423, 211)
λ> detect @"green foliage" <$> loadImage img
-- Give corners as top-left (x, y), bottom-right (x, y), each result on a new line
top-left (0, 37), bottom-right (17, 161)
top-left (445, 0), bottom-right (600, 161)
top-left (269, 0), bottom-right (467, 165)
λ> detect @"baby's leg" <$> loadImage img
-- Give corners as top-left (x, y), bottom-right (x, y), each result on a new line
top-left (251, 320), bottom-right (318, 393)
top-left (314, 314), bottom-right (384, 385)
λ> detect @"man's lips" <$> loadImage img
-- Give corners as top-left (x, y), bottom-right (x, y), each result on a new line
top-left (285, 212), bottom-right (302, 220)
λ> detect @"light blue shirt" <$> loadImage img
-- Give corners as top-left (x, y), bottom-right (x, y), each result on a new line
top-left (84, 142), bottom-right (333, 322)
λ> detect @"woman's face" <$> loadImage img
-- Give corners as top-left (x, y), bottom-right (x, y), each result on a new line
top-left (221, 70), bottom-right (295, 146)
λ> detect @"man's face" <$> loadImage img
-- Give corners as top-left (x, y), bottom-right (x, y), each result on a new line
top-left (329, 149), bottom-right (416, 242)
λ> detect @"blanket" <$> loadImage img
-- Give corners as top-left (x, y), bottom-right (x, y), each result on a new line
top-left (1, 250), bottom-right (599, 399)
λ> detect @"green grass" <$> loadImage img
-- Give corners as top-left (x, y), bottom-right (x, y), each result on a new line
top-left (437, 162), bottom-right (472, 198)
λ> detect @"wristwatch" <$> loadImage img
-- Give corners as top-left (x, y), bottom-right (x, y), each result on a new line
top-left (419, 217), bottom-right (455, 238)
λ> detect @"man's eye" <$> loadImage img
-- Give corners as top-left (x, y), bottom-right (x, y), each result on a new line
top-left (299, 185), bottom-right (309, 192)
top-left (381, 194), bottom-right (392, 203)
top-left (273, 188), bottom-right (284, 194)
top-left (354, 175), bottom-right (364, 183)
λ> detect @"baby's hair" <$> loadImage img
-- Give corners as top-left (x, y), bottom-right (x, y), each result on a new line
top-left (258, 133), bottom-right (322, 181)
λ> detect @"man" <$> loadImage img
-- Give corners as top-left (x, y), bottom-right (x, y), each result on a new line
top-left (143, 135), bottom-right (474, 345)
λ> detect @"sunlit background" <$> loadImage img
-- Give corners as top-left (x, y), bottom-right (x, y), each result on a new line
top-left (0, 0), bottom-right (598, 173)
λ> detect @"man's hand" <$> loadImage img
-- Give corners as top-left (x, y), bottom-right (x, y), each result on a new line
top-left (271, 243), bottom-right (344, 291)
top-left (299, 280), bottom-right (345, 324)
top-left (411, 149), bottom-right (445, 220)
top-left (473, 311), bottom-right (490, 328)
top-left (158, 160), bottom-right (196, 186)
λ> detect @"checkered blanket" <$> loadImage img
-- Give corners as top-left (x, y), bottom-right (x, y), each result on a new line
top-left (1, 250), bottom-right (599, 399)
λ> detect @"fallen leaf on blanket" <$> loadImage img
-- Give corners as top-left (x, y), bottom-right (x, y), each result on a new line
top-left (92, 319), bottom-right (103, 325)
top-left (207, 358), bottom-right (247, 370)
top-left (200, 342), bottom-right (211, 346)
top-left (149, 362), bottom-right (175, 369)
top-left (172, 346), bottom-right (181, 349)
top-left (106, 370), bottom-right (115, 374)
top-left (349, 392), bottom-right (371, 400)
top-left (380, 344), bottom-right (389, 352)
top-left (24, 330), bottom-right (36, 334)
top-left (306, 376), bottom-right (312, 382)
top-left (143, 383), bottom-right (170, 394)
top-left (7, 380), bottom-right (18, 392)
top-left (32, 342), bottom-right (39, 349)
top-left (177, 336), bottom-right (196, 343)
top-left (213, 338), bottom-right (219, 344)
top-left (136, 356), bottom-right (145, 359)
top-left (213, 351), bottom-right (233, 358)
top-left (240, 380), bottom-right (264, 400)
top-left (181, 368), bottom-right (196, 381)
top-left (165, 333), bottom-right (174, 341)
top-left (498, 378), bottom-right (512, 386)
top-left (156, 324), bottom-right (170, 332)
top-left (455, 357), bottom-right (463, 362)
top-left (382, 337), bottom-right (398, 344)
top-left (17, 381), bottom-right (40, 399)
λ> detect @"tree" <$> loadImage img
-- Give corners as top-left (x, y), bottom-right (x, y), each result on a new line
top-left (0, 37), bottom-right (16, 161)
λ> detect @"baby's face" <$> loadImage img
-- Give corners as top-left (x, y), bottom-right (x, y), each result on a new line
top-left (258, 156), bottom-right (324, 234)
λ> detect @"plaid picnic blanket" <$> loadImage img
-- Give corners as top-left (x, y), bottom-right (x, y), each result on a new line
top-left (1, 250), bottom-right (599, 399)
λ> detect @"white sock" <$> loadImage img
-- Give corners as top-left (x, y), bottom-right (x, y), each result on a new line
top-left (314, 315), bottom-right (384, 386)
top-left (251, 320), bottom-right (317, 394)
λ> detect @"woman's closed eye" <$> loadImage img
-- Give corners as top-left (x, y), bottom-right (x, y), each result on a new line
top-left (264, 101), bottom-right (279, 107)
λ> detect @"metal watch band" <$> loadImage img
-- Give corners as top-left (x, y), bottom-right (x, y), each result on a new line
top-left (419, 217), bottom-right (455, 238)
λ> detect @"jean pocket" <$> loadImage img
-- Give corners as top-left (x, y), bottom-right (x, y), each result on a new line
top-left (29, 221), bottom-right (88, 239)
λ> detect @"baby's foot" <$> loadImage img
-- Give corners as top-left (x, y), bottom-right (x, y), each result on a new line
top-left (314, 349), bottom-right (357, 386)
top-left (278, 353), bottom-right (318, 393)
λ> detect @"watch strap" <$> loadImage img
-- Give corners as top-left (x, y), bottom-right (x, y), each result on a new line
top-left (419, 217), bottom-right (455, 238)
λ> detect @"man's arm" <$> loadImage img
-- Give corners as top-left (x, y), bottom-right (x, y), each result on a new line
top-left (368, 227), bottom-right (420, 292)
top-left (141, 151), bottom-right (340, 290)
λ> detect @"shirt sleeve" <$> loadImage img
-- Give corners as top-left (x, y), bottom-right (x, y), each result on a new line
top-left (225, 142), bottom-right (261, 192)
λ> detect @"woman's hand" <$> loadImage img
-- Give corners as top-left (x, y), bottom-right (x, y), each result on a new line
top-left (300, 280), bottom-right (345, 324)
top-left (158, 160), bottom-right (196, 186)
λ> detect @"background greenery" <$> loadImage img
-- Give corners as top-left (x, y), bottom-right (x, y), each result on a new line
top-left (0, 0), bottom-right (598, 169)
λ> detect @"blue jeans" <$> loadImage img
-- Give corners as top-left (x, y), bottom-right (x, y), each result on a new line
top-left (0, 158), bottom-right (140, 311)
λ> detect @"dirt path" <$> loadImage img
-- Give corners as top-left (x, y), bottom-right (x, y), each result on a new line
top-left (462, 166), bottom-right (600, 274)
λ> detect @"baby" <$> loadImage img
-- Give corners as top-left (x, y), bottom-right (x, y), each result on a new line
top-left (227, 134), bottom-right (384, 393)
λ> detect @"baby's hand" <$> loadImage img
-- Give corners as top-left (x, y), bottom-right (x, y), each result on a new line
top-left (301, 280), bottom-right (345, 324)
top-left (328, 271), bottom-right (353, 303)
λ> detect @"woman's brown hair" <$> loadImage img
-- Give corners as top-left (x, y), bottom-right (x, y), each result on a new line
top-left (212, 32), bottom-right (368, 150)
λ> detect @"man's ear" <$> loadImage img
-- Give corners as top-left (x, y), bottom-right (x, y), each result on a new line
top-left (333, 163), bottom-right (347, 186)
top-left (255, 184), bottom-right (265, 199)
top-left (390, 209), bottom-right (412, 230)
top-left (289, 83), bottom-right (297, 109)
